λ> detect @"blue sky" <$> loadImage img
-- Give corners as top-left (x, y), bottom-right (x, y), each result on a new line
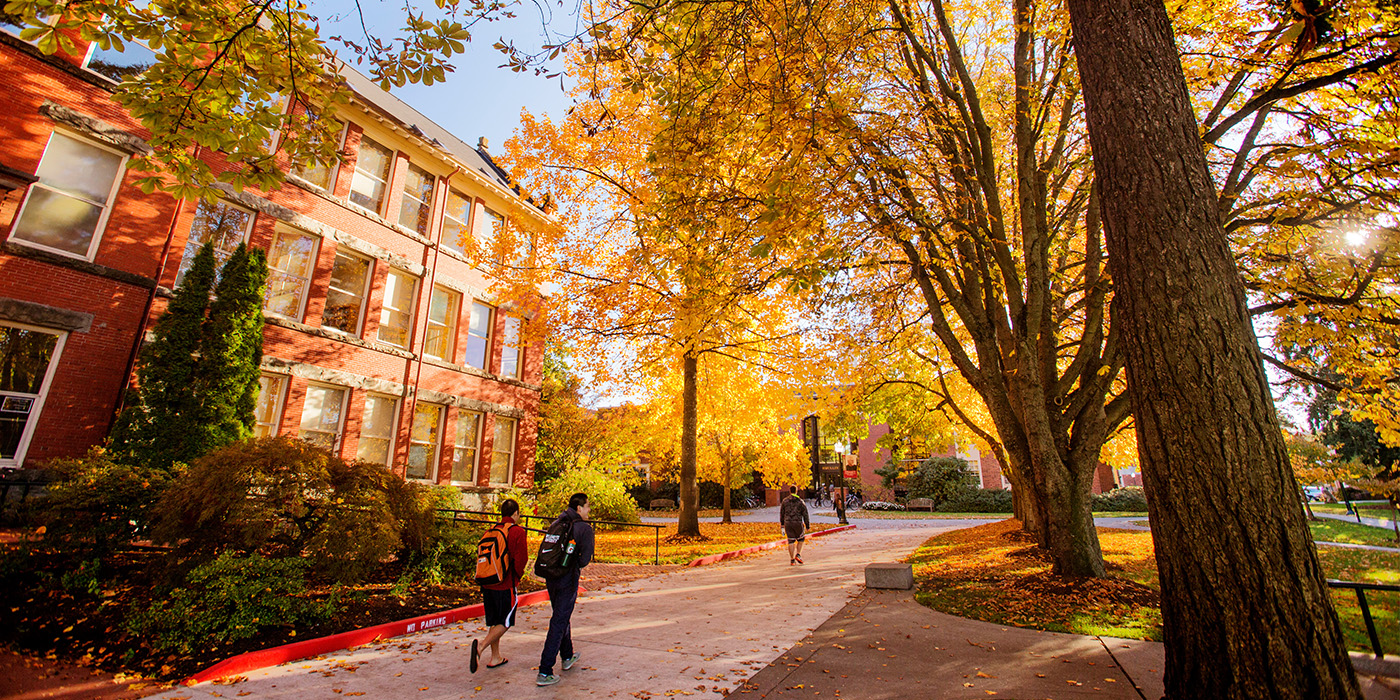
top-left (315, 0), bottom-right (576, 152)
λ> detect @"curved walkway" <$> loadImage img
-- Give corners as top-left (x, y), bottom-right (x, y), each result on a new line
top-left (147, 519), bottom-right (971, 699)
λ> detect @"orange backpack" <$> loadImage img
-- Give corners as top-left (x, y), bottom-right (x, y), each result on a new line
top-left (474, 524), bottom-right (514, 586)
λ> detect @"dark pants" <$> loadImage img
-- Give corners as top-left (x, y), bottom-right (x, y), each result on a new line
top-left (539, 569), bottom-right (579, 675)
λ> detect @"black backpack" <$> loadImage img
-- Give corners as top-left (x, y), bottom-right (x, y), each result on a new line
top-left (533, 514), bottom-right (575, 580)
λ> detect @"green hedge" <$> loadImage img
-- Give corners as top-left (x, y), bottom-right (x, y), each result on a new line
top-left (1091, 486), bottom-right (1148, 512)
top-left (937, 488), bottom-right (1014, 513)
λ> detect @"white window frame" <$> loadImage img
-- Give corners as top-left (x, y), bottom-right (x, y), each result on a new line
top-left (407, 402), bottom-right (444, 482)
top-left (321, 249), bottom-right (374, 337)
top-left (377, 268), bottom-right (417, 349)
top-left (253, 373), bottom-right (289, 438)
top-left (263, 226), bottom-right (320, 321)
top-left (176, 198), bottom-right (255, 286)
top-left (288, 115), bottom-right (346, 192)
top-left (463, 300), bottom-right (493, 370)
top-left (423, 285), bottom-right (459, 361)
top-left (298, 383), bottom-right (348, 453)
top-left (348, 135), bottom-right (394, 216)
top-left (82, 35), bottom-right (157, 84)
top-left (490, 415), bottom-right (516, 486)
top-left (10, 131), bottom-right (128, 262)
top-left (500, 316), bottom-right (522, 379)
top-left (0, 321), bottom-right (67, 468)
top-left (440, 188), bottom-right (473, 257)
top-left (357, 393), bottom-right (399, 467)
top-left (398, 161), bottom-right (435, 235)
top-left (450, 409), bottom-right (482, 486)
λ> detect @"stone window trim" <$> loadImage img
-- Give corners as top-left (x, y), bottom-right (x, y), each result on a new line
top-left (263, 314), bottom-right (415, 361)
top-left (259, 356), bottom-right (530, 417)
top-left (0, 298), bottom-right (93, 333)
top-left (210, 182), bottom-right (427, 278)
top-left (420, 354), bottom-right (540, 392)
top-left (283, 170), bottom-right (434, 247)
top-left (37, 101), bottom-right (151, 156)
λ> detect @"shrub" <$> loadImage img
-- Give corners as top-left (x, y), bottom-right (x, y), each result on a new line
top-left (37, 449), bottom-right (169, 556)
top-left (151, 437), bottom-right (417, 583)
top-left (938, 488), bottom-right (1015, 513)
top-left (127, 552), bottom-right (334, 654)
top-left (535, 466), bottom-right (639, 528)
top-left (905, 457), bottom-right (976, 508)
top-left (1092, 486), bottom-right (1149, 512)
top-left (862, 501), bottom-right (907, 511)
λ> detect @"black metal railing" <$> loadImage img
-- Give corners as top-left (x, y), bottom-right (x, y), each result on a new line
top-left (0, 479), bottom-right (48, 518)
top-left (1328, 579), bottom-right (1400, 658)
top-left (435, 509), bottom-right (667, 565)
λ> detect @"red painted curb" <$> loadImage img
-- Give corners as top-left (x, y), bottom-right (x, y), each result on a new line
top-left (686, 524), bottom-right (857, 567)
top-left (186, 587), bottom-right (566, 685)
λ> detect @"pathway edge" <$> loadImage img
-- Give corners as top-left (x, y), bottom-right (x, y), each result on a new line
top-left (686, 524), bottom-right (857, 567)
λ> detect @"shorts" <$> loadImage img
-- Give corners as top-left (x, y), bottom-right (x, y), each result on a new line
top-left (482, 587), bottom-right (518, 628)
top-left (784, 522), bottom-right (806, 543)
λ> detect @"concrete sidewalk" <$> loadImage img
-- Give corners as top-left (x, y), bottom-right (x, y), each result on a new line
top-left (147, 519), bottom-right (970, 700)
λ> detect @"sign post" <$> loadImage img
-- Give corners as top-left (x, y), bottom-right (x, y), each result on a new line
top-left (802, 414), bottom-right (820, 493)
top-left (837, 455), bottom-right (858, 525)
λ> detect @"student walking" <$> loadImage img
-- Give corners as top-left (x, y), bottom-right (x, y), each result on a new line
top-left (471, 499), bottom-right (527, 673)
top-left (535, 492), bottom-right (595, 687)
top-left (780, 485), bottom-right (810, 565)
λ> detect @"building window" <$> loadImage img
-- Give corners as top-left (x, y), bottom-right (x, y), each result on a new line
top-left (440, 189), bottom-right (472, 256)
top-left (288, 113), bottom-right (343, 191)
top-left (264, 228), bottom-right (319, 319)
top-left (176, 199), bottom-right (254, 286)
top-left (358, 394), bottom-right (398, 466)
top-left (500, 316), bottom-right (522, 379)
top-left (0, 323), bottom-right (65, 467)
top-left (377, 268), bottom-right (416, 349)
top-left (406, 402), bottom-right (443, 481)
top-left (10, 132), bottom-right (126, 260)
top-left (452, 410), bottom-right (480, 484)
top-left (298, 384), bottom-right (346, 452)
top-left (349, 136), bottom-right (392, 214)
top-left (398, 163), bottom-right (434, 235)
top-left (490, 416), bottom-right (516, 485)
top-left (85, 38), bottom-right (156, 83)
top-left (476, 207), bottom-right (506, 264)
top-left (463, 301), bottom-right (493, 370)
top-left (424, 286), bottom-right (459, 361)
top-left (322, 251), bottom-right (372, 335)
top-left (253, 373), bottom-right (287, 438)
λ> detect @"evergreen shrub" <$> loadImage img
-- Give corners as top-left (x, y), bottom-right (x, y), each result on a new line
top-left (537, 466), bottom-right (639, 528)
top-left (938, 488), bottom-right (1015, 513)
top-left (37, 449), bottom-right (170, 556)
top-left (127, 552), bottom-right (334, 654)
top-left (1091, 486), bottom-right (1148, 512)
top-left (862, 501), bottom-right (907, 511)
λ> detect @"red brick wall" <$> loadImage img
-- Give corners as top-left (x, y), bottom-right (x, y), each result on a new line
top-left (0, 34), bottom-right (544, 492)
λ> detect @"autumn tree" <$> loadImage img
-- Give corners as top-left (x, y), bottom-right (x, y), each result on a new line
top-left (5, 0), bottom-right (501, 198)
top-left (1064, 0), bottom-right (1363, 694)
top-left (536, 347), bottom-right (653, 485)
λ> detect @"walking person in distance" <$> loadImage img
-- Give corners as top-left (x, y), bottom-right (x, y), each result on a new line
top-left (470, 498), bottom-right (527, 673)
top-left (781, 485), bottom-right (810, 565)
top-left (535, 492), bottom-right (595, 686)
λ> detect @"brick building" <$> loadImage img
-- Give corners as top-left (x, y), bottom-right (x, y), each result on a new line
top-left (0, 22), bottom-right (551, 503)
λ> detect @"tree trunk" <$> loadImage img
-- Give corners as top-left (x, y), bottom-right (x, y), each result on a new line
top-left (1065, 0), bottom-right (1361, 696)
top-left (722, 482), bottom-right (732, 524)
top-left (677, 350), bottom-right (702, 537)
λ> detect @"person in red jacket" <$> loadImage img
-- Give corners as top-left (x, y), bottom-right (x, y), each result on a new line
top-left (472, 499), bottom-right (528, 671)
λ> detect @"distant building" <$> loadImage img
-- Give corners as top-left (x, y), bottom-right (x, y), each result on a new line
top-left (0, 21), bottom-right (551, 501)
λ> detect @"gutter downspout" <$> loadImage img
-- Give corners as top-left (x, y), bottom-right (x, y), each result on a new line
top-left (407, 165), bottom-right (459, 480)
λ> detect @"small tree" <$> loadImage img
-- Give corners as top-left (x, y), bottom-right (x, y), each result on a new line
top-left (111, 242), bottom-right (268, 471)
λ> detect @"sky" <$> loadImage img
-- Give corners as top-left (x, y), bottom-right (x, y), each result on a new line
top-left (313, 0), bottom-right (577, 153)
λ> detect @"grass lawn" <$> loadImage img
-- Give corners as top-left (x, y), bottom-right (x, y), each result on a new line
top-left (830, 510), bottom-right (1007, 520)
top-left (525, 522), bottom-right (844, 565)
top-left (908, 519), bottom-right (1400, 653)
top-left (638, 508), bottom-right (757, 518)
top-left (1310, 518), bottom-right (1400, 548)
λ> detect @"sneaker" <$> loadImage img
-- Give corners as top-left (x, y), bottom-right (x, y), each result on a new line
top-left (795, 555), bottom-right (804, 564)
top-left (563, 653), bottom-right (580, 671)
top-left (537, 673), bottom-right (560, 686)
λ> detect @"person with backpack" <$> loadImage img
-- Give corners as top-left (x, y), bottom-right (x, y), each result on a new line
top-left (781, 485), bottom-right (810, 565)
top-left (470, 499), bottom-right (528, 673)
top-left (534, 492), bottom-right (595, 687)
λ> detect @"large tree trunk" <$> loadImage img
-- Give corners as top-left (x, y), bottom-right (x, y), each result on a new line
top-left (1065, 1), bottom-right (1361, 696)
top-left (722, 482), bottom-right (732, 524)
top-left (677, 350), bottom-right (702, 537)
